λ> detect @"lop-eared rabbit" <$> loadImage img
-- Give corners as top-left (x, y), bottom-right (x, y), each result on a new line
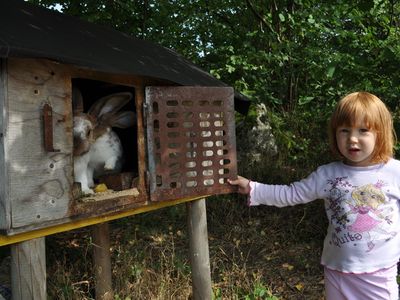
top-left (72, 87), bottom-right (136, 194)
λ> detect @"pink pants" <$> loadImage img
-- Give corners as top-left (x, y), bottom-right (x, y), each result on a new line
top-left (324, 265), bottom-right (399, 300)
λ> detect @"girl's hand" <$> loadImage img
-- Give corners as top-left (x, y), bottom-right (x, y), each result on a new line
top-left (228, 176), bottom-right (251, 195)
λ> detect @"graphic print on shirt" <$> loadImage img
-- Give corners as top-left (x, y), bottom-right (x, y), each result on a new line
top-left (326, 178), bottom-right (397, 252)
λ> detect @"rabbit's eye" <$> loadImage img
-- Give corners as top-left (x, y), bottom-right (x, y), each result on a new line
top-left (86, 130), bottom-right (92, 138)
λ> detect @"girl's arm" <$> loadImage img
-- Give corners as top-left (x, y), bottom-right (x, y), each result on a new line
top-left (229, 168), bottom-right (327, 207)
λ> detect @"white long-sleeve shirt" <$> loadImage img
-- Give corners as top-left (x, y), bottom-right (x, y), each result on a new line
top-left (249, 159), bottom-right (400, 273)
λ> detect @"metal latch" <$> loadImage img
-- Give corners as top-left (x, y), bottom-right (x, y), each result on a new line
top-left (43, 103), bottom-right (60, 152)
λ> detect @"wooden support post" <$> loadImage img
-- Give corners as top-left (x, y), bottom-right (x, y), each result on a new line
top-left (134, 86), bottom-right (147, 194)
top-left (186, 198), bottom-right (212, 300)
top-left (10, 237), bottom-right (46, 300)
top-left (92, 223), bottom-right (113, 300)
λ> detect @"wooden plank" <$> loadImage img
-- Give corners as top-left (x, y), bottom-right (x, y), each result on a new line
top-left (134, 87), bottom-right (147, 196)
top-left (186, 198), bottom-right (212, 300)
top-left (98, 172), bottom-right (136, 191)
top-left (0, 195), bottom-right (208, 245)
top-left (70, 66), bottom-right (172, 88)
top-left (7, 58), bottom-right (73, 228)
top-left (0, 58), bottom-right (10, 231)
top-left (92, 223), bottom-right (113, 300)
top-left (10, 237), bottom-right (46, 300)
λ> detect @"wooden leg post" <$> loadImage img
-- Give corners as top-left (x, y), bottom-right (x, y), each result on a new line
top-left (186, 198), bottom-right (212, 300)
top-left (92, 222), bottom-right (113, 300)
top-left (10, 237), bottom-right (46, 300)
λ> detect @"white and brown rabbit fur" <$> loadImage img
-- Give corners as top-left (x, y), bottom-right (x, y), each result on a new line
top-left (73, 87), bottom-right (136, 194)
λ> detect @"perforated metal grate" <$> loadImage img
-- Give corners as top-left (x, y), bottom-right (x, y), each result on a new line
top-left (146, 86), bottom-right (238, 202)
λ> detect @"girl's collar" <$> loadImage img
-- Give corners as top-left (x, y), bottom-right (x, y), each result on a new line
top-left (339, 159), bottom-right (389, 170)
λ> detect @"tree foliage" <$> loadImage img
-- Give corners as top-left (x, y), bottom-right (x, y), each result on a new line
top-left (29, 0), bottom-right (400, 171)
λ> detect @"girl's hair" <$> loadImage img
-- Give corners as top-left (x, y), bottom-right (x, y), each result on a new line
top-left (329, 91), bottom-right (396, 163)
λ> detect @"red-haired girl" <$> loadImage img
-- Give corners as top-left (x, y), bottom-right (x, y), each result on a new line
top-left (230, 92), bottom-right (399, 300)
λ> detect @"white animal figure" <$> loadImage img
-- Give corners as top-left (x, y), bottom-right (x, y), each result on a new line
top-left (73, 88), bottom-right (136, 194)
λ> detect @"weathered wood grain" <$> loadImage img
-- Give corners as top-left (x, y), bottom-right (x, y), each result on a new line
top-left (186, 198), bottom-right (212, 300)
top-left (0, 58), bottom-right (10, 231)
top-left (134, 86), bottom-right (147, 196)
top-left (6, 58), bottom-right (74, 228)
top-left (10, 237), bottom-right (46, 299)
top-left (92, 223), bottom-right (113, 300)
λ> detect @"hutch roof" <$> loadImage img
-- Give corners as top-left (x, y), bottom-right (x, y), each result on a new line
top-left (0, 0), bottom-right (250, 113)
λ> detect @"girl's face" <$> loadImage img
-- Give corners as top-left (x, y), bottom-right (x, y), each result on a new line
top-left (336, 118), bottom-right (377, 167)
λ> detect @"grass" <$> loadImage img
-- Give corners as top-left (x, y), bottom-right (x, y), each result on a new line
top-left (35, 193), bottom-right (328, 300)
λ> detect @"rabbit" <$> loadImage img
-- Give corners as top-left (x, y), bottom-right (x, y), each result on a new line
top-left (72, 87), bottom-right (136, 194)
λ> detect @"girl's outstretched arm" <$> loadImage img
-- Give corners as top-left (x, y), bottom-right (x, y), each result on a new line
top-left (228, 176), bottom-right (251, 195)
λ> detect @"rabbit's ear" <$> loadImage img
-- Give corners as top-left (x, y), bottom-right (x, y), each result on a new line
top-left (100, 111), bottom-right (136, 128)
top-left (72, 86), bottom-right (84, 114)
top-left (88, 92), bottom-right (132, 118)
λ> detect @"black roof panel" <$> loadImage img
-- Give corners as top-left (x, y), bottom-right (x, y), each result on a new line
top-left (0, 0), bottom-right (249, 113)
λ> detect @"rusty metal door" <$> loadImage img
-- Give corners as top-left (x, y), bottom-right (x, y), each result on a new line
top-left (145, 86), bottom-right (238, 202)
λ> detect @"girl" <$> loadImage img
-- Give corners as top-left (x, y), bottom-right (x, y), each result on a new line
top-left (229, 92), bottom-right (400, 300)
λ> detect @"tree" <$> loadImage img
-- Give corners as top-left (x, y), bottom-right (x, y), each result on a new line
top-left (29, 0), bottom-right (400, 169)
